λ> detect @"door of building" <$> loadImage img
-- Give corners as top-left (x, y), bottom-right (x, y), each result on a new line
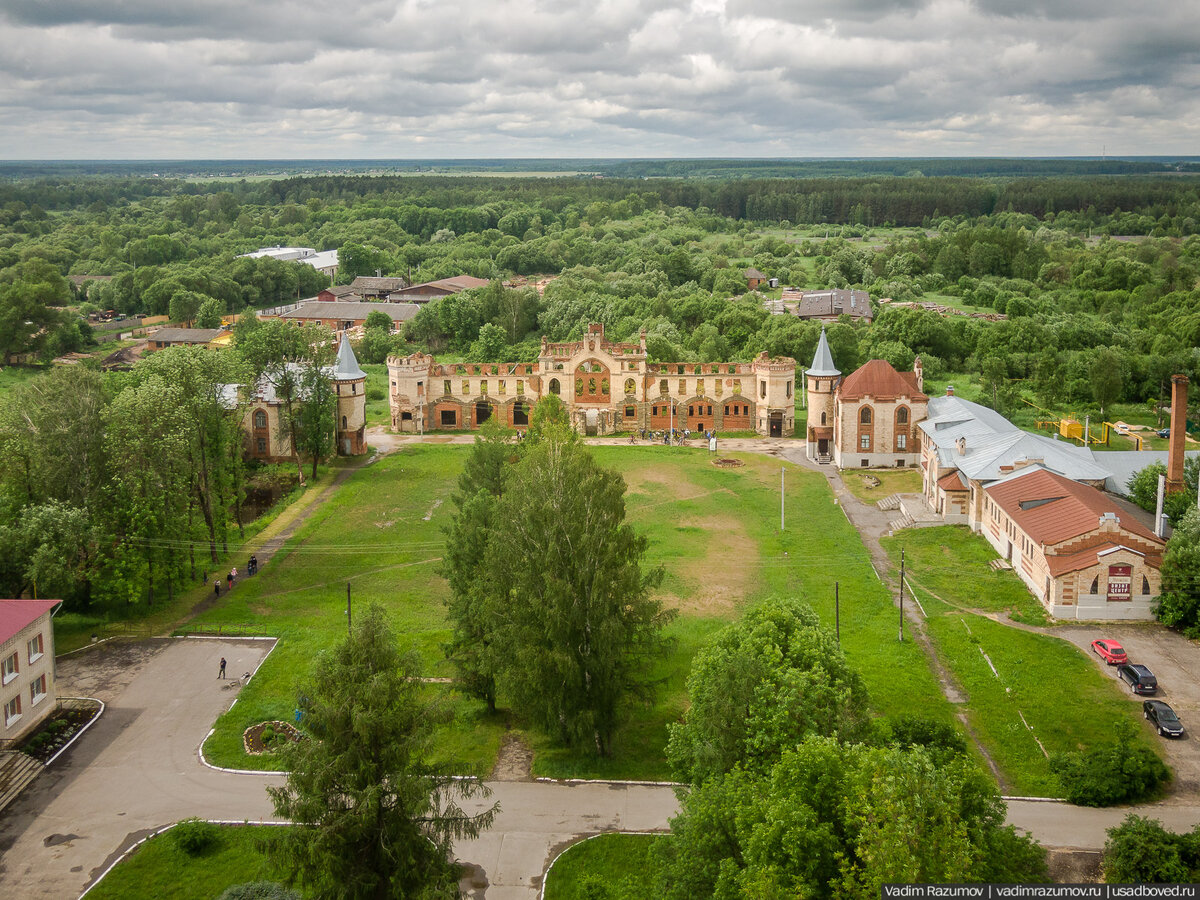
top-left (769, 412), bottom-right (783, 437)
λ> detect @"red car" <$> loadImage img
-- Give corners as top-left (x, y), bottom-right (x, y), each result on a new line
top-left (1092, 639), bottom-right (1127, 665)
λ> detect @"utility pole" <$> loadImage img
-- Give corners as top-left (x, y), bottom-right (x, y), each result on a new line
top-left (835, 582), bottom-right (840, 644)
top-left (898, 549), bottom-right (905, 642)
top-left (346, 582), bottom-right (352, 637)
top-left (780, 466), bottom-right (785, 531)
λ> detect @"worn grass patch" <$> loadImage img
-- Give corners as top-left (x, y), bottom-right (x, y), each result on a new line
top-left (85, 824), bottom-right (291, 900)
top-left (882, 526), bottom-right (1165, 796)
top-left (543, 833), bottom-right (662, 900)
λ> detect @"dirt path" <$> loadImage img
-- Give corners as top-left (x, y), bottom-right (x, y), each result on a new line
top-left (180, 461), bottom-right (368, 624)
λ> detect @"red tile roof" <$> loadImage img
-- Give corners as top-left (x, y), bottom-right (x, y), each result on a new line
top-left (937, 470), bottom-right (968, 491)
top-left (838, 359), bottom-right (927, 402)
top-left (985, 468), bottom-right (1161, 547)
top-left (0, 599), bottom-right (61, 644)
top-left (1046, 543), bottom-right (1144, 577)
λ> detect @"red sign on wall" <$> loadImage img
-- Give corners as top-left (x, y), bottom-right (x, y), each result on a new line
top-left (1108, 564), bottom-right (1132, 600)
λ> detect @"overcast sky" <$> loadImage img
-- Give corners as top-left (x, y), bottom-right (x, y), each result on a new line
top-left (2, 0), bottom-right (1198, 159)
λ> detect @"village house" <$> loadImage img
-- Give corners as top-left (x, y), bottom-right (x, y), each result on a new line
top-left (387, 323), bottom-right (796, 437)
top-left (146, 326), bottom-right (223, 352)
top-left (981, 467), bottom-right (1163, 620)
top-left (275, 300), bottom-right (419, 331)
top-left (316, 285), bottom-right (361, 303)
top-left (744, 268), bottom-right (768, 291)
top-left (784, 287), bottom-right (874, 323)
top-left (348, 276), bottom-right (409, 299)
top-left (805, 329), bottom-right (927, 467)
top-left (386, 275), bottom-right (491, 303)
top-left (1, 599), bottom-right (60, 744)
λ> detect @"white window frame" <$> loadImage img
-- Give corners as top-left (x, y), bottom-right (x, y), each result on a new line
top-left (1, 651), bottom-right (17, 685)
top-left (3, 695), bottom-right (20, 727)
top-left (30, 674), bottom-right (47, 706)
top-left (860, 434), bottom-right (871, 450)
top-left (28, 633), bottom-right (43, 664)
top-left (897, 433), bottom-right (907, 450)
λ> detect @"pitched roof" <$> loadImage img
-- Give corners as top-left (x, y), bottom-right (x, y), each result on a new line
top-left (807, 328), bottom-right (841, 377)
top-left (334, 336), bottom-right (366, 381)
top-left (937, 470), bottom-right (968, 491)
top-left (1046, 543), bottom-right (1146, 577)
top-left (793, 288), bottom-right (873, 320)
top-left (0, 599), bottom-right (61, 644)
top-left (985, 467), bottom-right (1161, 547)
top-left (953, 431), bottom-right (1111, 485)
top-left (280, 301), bottom-right (419, 323)
top-left (323, 285), bottom-right (360, 298)
top-left (744, 268), bottom-right (767, 279)
top-left (152, 327), bottom-right (222, 343)
top-left (349, 276), bottom-right (409, 292)
top-left (838, 359), bottom-right (926, 402)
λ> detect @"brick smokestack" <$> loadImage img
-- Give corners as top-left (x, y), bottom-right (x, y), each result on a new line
top-left (1166, 374), bottom-right (1189, 494)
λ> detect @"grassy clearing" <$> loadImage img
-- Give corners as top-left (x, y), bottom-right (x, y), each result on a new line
top-left (841, 467), bottom-right (923, 505)
top-left (882, 526), bottom-right (1164, 796)
top-left (85, 825), bottom-right (291, 900)
top-left (198, 443), bottom-right (952, 779)
top-left (361, 362), bottom-right (391, 428)
top-left (0, 363), bottom-right (46, 397)
top-left (543, 833), bottom-right (662, 900)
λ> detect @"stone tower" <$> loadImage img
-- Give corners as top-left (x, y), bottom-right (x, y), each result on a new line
top-left (806, 327), bottom-right (841, 462)
top-left (333, 336), bottom-right (368, 455)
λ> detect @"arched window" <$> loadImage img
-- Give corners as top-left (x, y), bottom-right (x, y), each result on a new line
top-left (1143, 575), bottom-right (1151, 595)
top-left (760, 381), bottom-right (766, 399)
top-left (253, 410), bottom-right (267, 428)
top-left (821, 412), bottom-right (827, 425)
top-left (549, 378), bottom-right (560, 395)
top-left (860, 406), bottom-right (872, 425)
top-left (897, 406), bottom-right (909, 424)
top-left (624, 378), bottom-right (636, 395)
top-left (341, 415), bottom-right (348, 429)
top-left (1089, 577), bottom-right (1099, 594)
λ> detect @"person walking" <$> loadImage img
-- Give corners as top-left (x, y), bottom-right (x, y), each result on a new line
top-left (218, 657), bottom-right (227, 680)
top-left (214, 581), bottom-right (220, 599)
top-left (227, 571), bottom-right (234, 590)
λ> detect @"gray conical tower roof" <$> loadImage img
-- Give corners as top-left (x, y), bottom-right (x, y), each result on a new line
top-left (334, 335), bottom-right (366, 381)
top-left (808, 327), bottom-right (841, 377)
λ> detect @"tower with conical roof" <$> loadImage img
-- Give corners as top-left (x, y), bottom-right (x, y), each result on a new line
top-left (806, 327), bottom-right (841, 462)
top-left (333, 335), bottom-right (368, 455)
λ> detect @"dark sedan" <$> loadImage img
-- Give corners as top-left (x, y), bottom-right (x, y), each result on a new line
top-left (1144, 700), bottom-right (1185, 738)
top-left (1117, 664), bottom-right (1159, 695)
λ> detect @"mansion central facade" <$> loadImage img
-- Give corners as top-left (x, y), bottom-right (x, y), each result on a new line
top-left (387, 324), bottom-right (797, 437)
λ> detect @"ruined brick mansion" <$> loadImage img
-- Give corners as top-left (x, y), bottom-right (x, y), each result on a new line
top-left (387, 324), bottom-right (798, 437)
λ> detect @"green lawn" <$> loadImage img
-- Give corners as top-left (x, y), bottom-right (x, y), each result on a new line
top-left (543, 833), bottom-right (662, 900)
top-left (882, 526), bottom-right (1166, 796)
top-left (842, 467), bottom-right (923, 505)
top-left (361, 362), bottom-right (391, 428)
top-left (85, 824), bottom-right (293, 900)
top-left (0, 364), bottom-right (46, 397)
top-left (197, 444), bottom-right (953, 779)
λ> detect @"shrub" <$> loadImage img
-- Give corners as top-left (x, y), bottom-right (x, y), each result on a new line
top-left (1104, 816), bottom-right (1195, 883)
top-left (217, 882), bottom-right (300, 900)
top-left (172, 818), bottom-right (221, 855)
top-left (1051, 725), bottom-right (1169, 806)
top-left (260, 725), bottom-right (277, 747)
top-left (366, 386), bottom-right (385, 402)
top-left (888, 714), bottom-right (968, 763)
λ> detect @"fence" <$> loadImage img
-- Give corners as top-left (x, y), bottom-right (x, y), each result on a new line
top-left (173, 623), bottom-right (274, 638)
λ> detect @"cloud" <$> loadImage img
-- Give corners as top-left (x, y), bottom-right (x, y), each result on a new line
top-left (0, 0), bottom-right (1196, 157)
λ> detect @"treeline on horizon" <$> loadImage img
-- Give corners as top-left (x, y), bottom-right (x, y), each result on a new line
top-left (2, 156), bottom-right (1199, 181)
top-left (4, 172), bottom-right (1200, 232)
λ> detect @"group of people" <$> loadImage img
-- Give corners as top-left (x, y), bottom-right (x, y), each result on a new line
top-left (630, 428), bottom-right (717, 446)
top-left (210, 555), bottom-right (260, 599)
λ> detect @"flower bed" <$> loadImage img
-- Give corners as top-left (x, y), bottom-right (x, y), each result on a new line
top-left (243, 720), bottom-right (303, 755)
top-left (19, 701), bottom-right (102, 763)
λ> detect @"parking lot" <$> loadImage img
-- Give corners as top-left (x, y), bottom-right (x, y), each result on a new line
top-left (1054, 623), bottom-right (1200, 799)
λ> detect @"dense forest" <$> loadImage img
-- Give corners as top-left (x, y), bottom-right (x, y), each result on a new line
top-left (2, 168), bottom-right (1200, 614)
